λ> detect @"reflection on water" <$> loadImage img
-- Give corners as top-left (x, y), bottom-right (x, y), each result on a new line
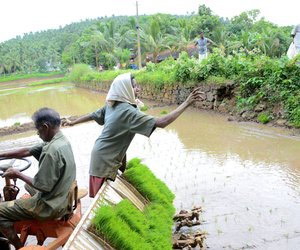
top-left (0, 82), bottom-right (300, 249)
top-left (150, 108), bottom-right (300, 174)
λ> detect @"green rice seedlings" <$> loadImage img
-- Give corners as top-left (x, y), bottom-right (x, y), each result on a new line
top-left (92, 205), bottom-right (152, 250)
top-left (145, 204), bottom-right (174, 249)
top-left (92, 158), bottom-right (176, 250)
top-left (160, 110), bottom-right (168, 115)
top-left (126, 157), bottom-right (142, 169)
top-left (124, 159), bottom-right (175, 205)
top-left (115, 200), bottom-right (148, 236)
top-left (140, 105), bottom-right (149, 112)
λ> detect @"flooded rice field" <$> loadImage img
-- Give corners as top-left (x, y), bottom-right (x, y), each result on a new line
top-left (0, 81), bottom-right (104, 128)
top-left (0, 80), bottom-right (300, 249)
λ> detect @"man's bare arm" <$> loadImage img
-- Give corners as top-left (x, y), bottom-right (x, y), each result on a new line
top-left (0, 148), bottom-right (31, 158)
top-left (207, 38), bottom-right (217, 46)
top-left (62, 114), bottom-right (93, 126)
top-left (2, 169), bottom-right (48, 192)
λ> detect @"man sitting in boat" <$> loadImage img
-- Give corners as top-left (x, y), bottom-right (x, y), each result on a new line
top-left (0, 108), bottom-right (76, 249)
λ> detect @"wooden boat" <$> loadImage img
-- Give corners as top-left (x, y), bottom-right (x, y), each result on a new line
top-left (63, 175), bottom-right (148, 250)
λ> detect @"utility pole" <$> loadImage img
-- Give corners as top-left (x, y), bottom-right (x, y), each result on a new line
top-left (136, 1), bottom-right (142, 69)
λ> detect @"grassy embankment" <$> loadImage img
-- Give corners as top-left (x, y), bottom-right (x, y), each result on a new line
top-left (92, 158), bottom-right (175, 250)
top-left (0, 71), bottom-right (64, 83)
top-left (0, 71), bottom-right (67, 87)
top-left (28, 77), bottom-right (68, 86)
top-left (69, 51), bottom-right (300, 128)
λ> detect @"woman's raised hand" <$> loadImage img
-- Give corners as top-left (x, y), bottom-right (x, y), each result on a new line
top-left (185, 87), bottom-right (205, 105)
top-left (61, 118), bottom-right (73, 127)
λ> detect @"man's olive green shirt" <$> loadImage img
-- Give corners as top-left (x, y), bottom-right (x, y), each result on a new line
top-left (15, 131), bottom-right (76, 220)
top-left (90, 102), bottom-right (156, 180)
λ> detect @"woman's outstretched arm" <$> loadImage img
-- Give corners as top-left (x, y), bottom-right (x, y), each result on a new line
top-left (155, 88), bottom-right (204, 128)
top-left (62, 114), bottom-right (93, 126)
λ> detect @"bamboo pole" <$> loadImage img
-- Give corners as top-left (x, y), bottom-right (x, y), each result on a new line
top-left (136, 1), bottom-right (142, 69)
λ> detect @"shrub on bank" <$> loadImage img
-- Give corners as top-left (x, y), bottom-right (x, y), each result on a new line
top-left (68, 64), bottom-right (132, 83)
top-left (92, 70), bottom-right (131, 82)
top-left (68, 64), bottom-right (93, 82)
top-left (284, 94), bottom-right (300, 128)
top-left (257, 113), bottom-right (272, 124)
top-left (135, 70), bottom-right (175, 88)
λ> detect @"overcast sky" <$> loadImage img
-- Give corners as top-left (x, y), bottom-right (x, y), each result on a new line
top-left (1, 0), bottom-right (299, 43)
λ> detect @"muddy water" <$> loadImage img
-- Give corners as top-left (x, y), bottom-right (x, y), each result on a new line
top-left (0, 82), bottom-right (300, 249)
top-left (0, 81), bottom-right (104, 128)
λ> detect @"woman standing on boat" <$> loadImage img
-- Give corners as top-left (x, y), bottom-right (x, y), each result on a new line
top-left (63, 73), bottom-right (204, 197)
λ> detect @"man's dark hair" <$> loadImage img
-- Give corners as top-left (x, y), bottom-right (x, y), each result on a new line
top-left (32, 108), bottom-right (61, 128)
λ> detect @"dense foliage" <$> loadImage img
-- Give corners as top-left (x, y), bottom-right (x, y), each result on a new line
top-left (0, 20), bottom-right (95, 74)
top-left (70, 48), bottom-right (300, 127)
top-left (68, 64), bottom-right (131, 83)
top-left (0, 5), bottom-right (293, 75)
top-left (1, 4), bottom-right (298, 127)
top-left (92, 158), bottom-right (175, 250)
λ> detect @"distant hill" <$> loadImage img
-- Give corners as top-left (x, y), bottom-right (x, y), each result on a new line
top-left (0, 5), bottom-right (292, 75)
top-left (0, 18), bottom-right (98, 74)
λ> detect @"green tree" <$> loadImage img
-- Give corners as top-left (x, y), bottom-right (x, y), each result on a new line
top-left (198, 4), bottom-right (212, 16)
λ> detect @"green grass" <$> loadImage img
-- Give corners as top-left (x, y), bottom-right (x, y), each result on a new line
top-left (257, 113), bottom-right (271, 124)
top-left (69, 64), bottom-right (132, 83)
top-left (160, 110), bottom-right (169, 115)
top-left (205, 75), bottom-right (229, 85)
top-left (28, 77), bottom-right (67, 86)
top-left (69, 63), bottom-right (228, 91)
top-left (0, 72), bottom-right (64, 83)
top-left (135, 70), bottom-right (176, 88)
top-left (140, 105), bottom-right (149, 112)
top-left (92, 69), bottom-right (132, 82)
top-left (92, 158), bottom-right (175, 250)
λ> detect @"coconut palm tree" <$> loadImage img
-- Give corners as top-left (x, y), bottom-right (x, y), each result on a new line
top-left (86, 30), bottom-right (111, 68)
top-left (211, 26), bottom-right (230, 53)
top-left (140, 18), bottom-right (169, 62)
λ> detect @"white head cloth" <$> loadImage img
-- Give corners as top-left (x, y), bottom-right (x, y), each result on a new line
top-left (106, 73), bottom-right (136, 106)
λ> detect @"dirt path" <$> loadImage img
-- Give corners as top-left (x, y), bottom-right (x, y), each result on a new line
top-left (0, 122), bottom-right (35, 137)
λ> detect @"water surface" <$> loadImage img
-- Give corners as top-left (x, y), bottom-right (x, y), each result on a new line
top-left (0, 81), bottom-right (104, 128)
top-left (0, 81), bottom-right (299, 249)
